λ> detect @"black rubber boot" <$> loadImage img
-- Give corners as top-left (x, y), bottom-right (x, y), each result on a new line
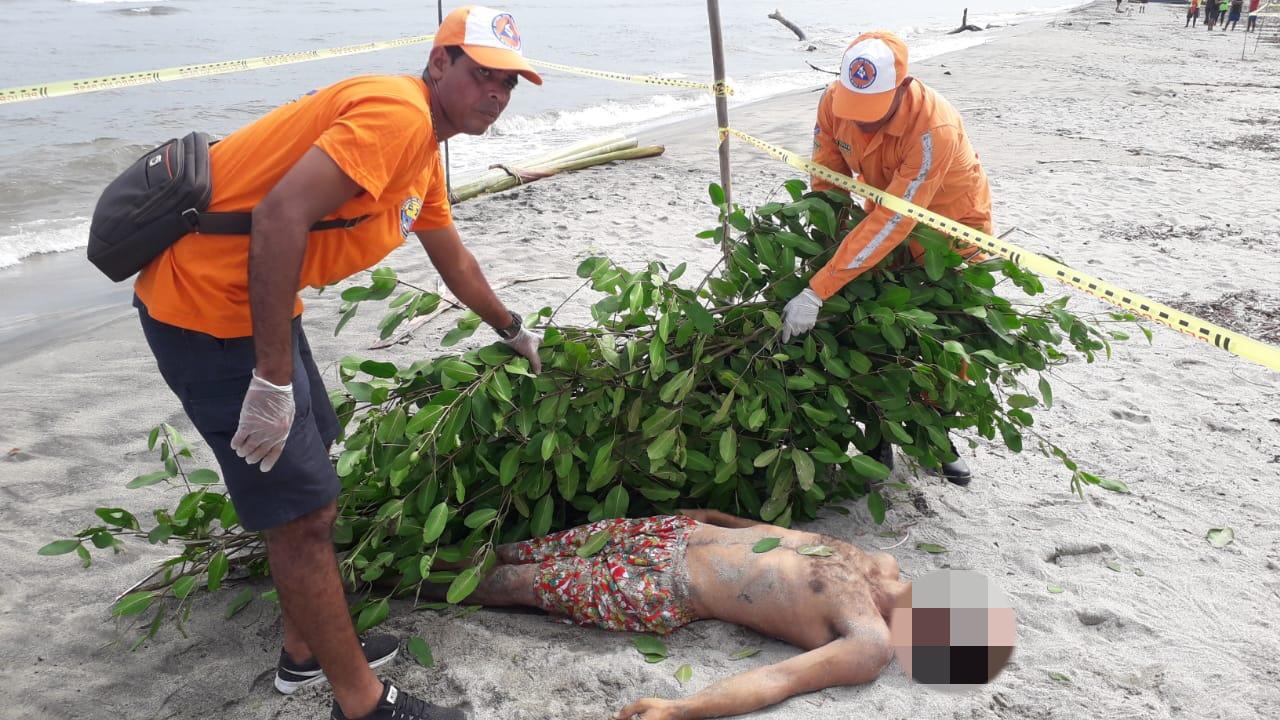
top-left (939, 436), bottom-right (972, 486)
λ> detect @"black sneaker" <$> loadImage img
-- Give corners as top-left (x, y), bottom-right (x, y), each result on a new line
top-left (275, 634), bottom-right (400, 695)
top-left (331, 681), bottom-right (468, 720)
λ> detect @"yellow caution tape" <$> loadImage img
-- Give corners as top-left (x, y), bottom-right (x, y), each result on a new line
top-left (0, 35), bottom-right (436, 105)
top-left (725, 128), bottom-right (1280, 373)
top-left (524, 58), bottom-right (730, 95)
top-left (0, 35), bottom-right (731, 104)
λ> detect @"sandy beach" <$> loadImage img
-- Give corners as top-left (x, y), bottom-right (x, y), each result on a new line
top-left (3, 2), bottom-right (1279, 718)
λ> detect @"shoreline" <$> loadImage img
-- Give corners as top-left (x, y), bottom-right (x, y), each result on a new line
top-left (0, 6), bottom-right (1068, 366)
top-left (4, 2), bottom-right (1280, 719)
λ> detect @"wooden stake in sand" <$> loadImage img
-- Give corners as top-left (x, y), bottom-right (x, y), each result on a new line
top-left (706, 0), bottom-right (734, 261)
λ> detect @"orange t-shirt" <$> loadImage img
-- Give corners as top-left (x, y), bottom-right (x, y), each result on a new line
top-left (134, 75), bottom-right (452, 338)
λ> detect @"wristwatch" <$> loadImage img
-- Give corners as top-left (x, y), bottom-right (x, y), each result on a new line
top-left (494, 310), bottom-right (523, 341)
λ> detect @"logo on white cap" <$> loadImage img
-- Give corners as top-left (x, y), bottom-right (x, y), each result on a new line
top-left (840, 38), bottom-right (898, 96)
top-left (463, 7), bottom-right (524, 53)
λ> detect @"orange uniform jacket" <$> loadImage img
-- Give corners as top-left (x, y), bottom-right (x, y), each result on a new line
top-left (808, 78), bottom-right (993, 300)
top-left (135, 75), bottom-right (453, 338)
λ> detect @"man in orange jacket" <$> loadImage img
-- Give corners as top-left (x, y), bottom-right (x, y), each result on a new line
top-left (779, 31), bottom-right (993, 485)
top-left (132, 6), bottom-right (541, 719)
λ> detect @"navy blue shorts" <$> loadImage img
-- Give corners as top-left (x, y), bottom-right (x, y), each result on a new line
top-left (135, 297), bottom-right (341, 531)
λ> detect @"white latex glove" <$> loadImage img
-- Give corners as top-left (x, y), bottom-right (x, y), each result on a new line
top-left (230, 370), bottom-right (295, 473)
top-left (503, 327), bottom-right (543, 374)
top-left (781, 288), bottom-right (823, 342)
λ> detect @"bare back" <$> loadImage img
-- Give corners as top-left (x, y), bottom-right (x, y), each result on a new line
top-left (683, 522), bottom-right (899, 649)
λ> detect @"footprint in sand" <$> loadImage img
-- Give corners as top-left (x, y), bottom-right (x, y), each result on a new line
top-left (1109, 408), bottom-right (1152, 424)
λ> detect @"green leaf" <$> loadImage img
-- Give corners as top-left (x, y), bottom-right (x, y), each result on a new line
top-left (729, 647), bottom-right (760, 661)
top-left (225, 588), bottom-right (255, 619)
top-left (708, 182), bottom-right (726, 206)
top-left (753, 449), bottom-right (779, 468)
top-left (1098, 475), bottom-right (1130, 493)
top-left (1047, 584), bottom-right (1064, 594)
top-left (356, 598), bottom-right (390, 632)
top-left (1206, 527), bottom-right (1234, 548)
top-left (792, 449), bottom-right (815, 491)
top-left (207, 550), bottom-right (228, 592)
top-left (408, 636), bottom-right (435, 667)
top-left (1049, 671), bottom-right (1072, 684)
top-left (576, 529), bottom-right (612, 558)
top-left (38, 539), bottom-right (81, 556)
top-left (172, 575), bottom-right (197, 600)
top-left (648, 429), bottom-right (678, 461)
top-left (867, 491), bottom-right (886, 524)
top-left (924, 248), bottom-right (946, 282)
top-left (112, 591), bottom-right (155, 617)
top-left (916, 542), bottom-right (948, 554)
top-left (796, 544), bottom-right (834, 557)
top-left (602, 485), bottom-right (630, 519)
top-left (849, 455), bottom-right (891, 480)
top-left (126, 471), bottom-right (170, 489)
top-left (422, 503), bottom-right (449, 544)
top-left (719, 429), bottom-right (737, 464)
top-left (752, 537), bottom-right (781, 553)
top-left (1038, 377), bottom-right (1054, 409)
top-left (464, 508), bottom-right (498, 529)
top-left (633, 635), bottom-right (668, 660)
top-left (531, 495), bottom-right (554, 538)
top-left (674, 664), bottom-right (693, 685)
top-left (447, 568), bottom-right (482, 604)
top-left (187, 468), bottom-right (220, 486)
top-left (1007, 394), bottom-right (1038, 409)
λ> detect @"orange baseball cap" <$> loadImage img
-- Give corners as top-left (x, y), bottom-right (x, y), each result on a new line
top-left (434, 5), bottom-right (543, 85)
top-left (832, 31), bottom-right (908, 122)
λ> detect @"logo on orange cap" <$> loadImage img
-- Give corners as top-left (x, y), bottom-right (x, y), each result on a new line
top-left (847, 57), bottom-right (878, 90)
top-left (491, 13), bottom-right (521, 50)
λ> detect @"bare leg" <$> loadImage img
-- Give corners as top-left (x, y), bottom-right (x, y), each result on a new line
top-left (424, 563), bottom-right (540, 607)
top-left (266, 502), bottom-right (382, 719)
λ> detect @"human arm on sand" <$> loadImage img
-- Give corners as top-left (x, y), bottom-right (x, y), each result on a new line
top-left (676, 508), bottom-right (766, 529)
top-left (614, 622), bottom-right (892, 720)
top-left (416, 225), bottom-right (542, 372)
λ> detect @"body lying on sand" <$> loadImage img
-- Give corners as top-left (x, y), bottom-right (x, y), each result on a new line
top-left (426, 511), bottom-right (910, 720)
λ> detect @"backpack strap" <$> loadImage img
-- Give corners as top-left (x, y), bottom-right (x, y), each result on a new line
top-left (182, 210), bottom-right (371, 235)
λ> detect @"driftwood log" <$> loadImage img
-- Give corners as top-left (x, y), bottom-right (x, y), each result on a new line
top-left (768, 10), bottom-right (806, 41)
top-left (949, 8), bottom-right (983, 34)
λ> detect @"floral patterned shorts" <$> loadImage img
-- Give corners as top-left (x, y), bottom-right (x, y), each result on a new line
top-left (506, 515), bottom-right (699, 635)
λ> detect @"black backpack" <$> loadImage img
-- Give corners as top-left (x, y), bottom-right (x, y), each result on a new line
top-left (87, 132), bottom-right (366, 282)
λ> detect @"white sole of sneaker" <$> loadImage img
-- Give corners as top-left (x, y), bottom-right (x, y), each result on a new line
top-left (274, 649), bottom-right (398, 695)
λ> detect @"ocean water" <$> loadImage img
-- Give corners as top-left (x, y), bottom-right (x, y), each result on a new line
top-left (0, 0), bottom-right (1086, 270)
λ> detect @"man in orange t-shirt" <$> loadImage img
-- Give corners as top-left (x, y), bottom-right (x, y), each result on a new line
top-left (779, 32), bottom-right (993, 486)
top-left (132, 6), bottom-right (540, 719)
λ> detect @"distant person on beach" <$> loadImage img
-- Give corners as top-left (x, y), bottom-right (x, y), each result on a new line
top-left (129, 6), bottom-right (542, 720)
top-left (1220, 0), bottom-right (1233, 28)
top-left (1228, 0), bottom-right (1245, 28)
top-left (422, 511), bottom-right (971, 720)
top-left (780, 31), bottom-right (993, 486)
top-left (1248, 0), bottom-right (1261, 30)
top-left (1207, 0), bottom-right (1220, 27)
top-left (1188, 0), bottom-right (1201, 27)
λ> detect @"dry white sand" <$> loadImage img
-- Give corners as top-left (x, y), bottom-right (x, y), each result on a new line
top-left (2, 2), bottom-right (1280, 718)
